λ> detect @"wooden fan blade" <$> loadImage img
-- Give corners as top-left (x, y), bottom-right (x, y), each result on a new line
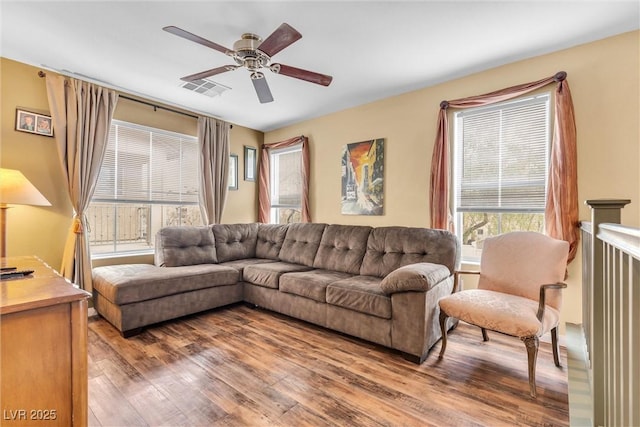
top-left (163, 26), bottom-right (232, 55)
top-left (257, 23), bottom-right (302, 57)
top-left (251, 73), bottom-right (274, 103)
top-left (181, 66), bottom-right (238, 82)
top-left (270, 63), bottom-right (333, 86)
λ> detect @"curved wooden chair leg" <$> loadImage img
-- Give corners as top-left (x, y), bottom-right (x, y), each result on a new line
top-left (551, 327), bottom-right (561, 367)
top-left (438, 310), bottom-right (448, 359)
top-left (481, 328), bottom-right (489, 342)
top-left (522, 335), bottom-right (539, 398)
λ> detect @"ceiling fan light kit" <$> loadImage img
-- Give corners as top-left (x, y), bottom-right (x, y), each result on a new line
top-left (164, 23), bottom-right (332, 103)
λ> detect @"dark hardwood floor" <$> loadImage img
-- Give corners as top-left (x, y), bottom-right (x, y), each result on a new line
top-left (87, 304), bottom-right (569, 426)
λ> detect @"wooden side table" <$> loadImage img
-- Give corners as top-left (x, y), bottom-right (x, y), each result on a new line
top-left (1, 256), bottom-right (91, 426)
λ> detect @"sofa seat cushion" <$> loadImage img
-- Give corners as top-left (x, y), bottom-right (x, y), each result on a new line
top-left (280, 269), bottom-right (354, 303)
top-left (326, 276), bottom-right (391, 319)
top-left (219, 258), bottom-right (278, 276)
top-left (243, 262), bottom-right (313, 289)
top-left (93, 263), bottom-right (239, 305)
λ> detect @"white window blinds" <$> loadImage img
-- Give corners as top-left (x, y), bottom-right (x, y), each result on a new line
top-left (93, 121), bottom-right (199, 204)
top-left (454, 94), bottom-right (550, 213)
top-left (270, 146), bottom-right (302, 208)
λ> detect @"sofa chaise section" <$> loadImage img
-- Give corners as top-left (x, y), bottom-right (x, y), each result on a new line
top-left (93, 225), bottom-right (243, 336)
top-left (93, 263), bottom-right (241, 337)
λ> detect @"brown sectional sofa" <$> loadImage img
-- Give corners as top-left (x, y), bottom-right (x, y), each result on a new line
top-left (92, 222), bottom-right (460, 363)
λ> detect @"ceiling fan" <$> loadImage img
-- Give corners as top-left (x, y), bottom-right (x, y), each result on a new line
top-left (163, 23), bottom-right (333, 103)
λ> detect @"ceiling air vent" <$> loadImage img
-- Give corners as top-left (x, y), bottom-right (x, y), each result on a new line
top-left (180, 78), bottom-right (230, 97)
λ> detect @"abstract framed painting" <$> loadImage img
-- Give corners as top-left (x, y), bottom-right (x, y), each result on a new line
top-left (341, 138), bottom-right (384, 215)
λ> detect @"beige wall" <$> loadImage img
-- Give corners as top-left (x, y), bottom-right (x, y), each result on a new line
top-left (1, 59), bottom-right (71, 268)
top-left (223, 126), bottom-right (262, 225)
top-left (265, 31), bottom-right (640, 324)
top-left (1, 58), bottom-right (261, 269)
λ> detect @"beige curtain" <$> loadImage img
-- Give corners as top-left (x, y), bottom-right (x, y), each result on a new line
top-left (258, 135), bottom-right (311, 223)
top-left (198, 116), bottom-right (231, 224)
top-left (430, 71), bottom-right (579, 262)
top-left (45, 74), bottom-right (118, 291)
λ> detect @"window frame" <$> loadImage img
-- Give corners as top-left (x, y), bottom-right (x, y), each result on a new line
top-left (452, 93), bottom-right (552, 263)
top-left (269, 144), bottom-right (303, 224)
top-left (89, 120), bottom-right (201, 257)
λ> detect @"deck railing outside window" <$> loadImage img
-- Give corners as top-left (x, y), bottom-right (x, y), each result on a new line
top-left (87, 202), bottom-right (201, 254)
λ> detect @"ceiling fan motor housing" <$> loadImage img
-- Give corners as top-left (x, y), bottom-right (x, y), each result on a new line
top-left (232, 33), bottom-right (270, 70)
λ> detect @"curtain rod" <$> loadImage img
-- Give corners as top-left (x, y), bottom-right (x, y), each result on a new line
top-left (118, 94), bottom-right (198, 119)
top-left (37, 70), bottom-right (232, 127)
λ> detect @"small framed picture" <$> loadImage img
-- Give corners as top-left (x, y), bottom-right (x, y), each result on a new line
top-left (16, 108), bottom-right (54, 137)
top-left (229, 154), bottom-right (238, 190)
top-left (244, 146), bottom-right (257, 182)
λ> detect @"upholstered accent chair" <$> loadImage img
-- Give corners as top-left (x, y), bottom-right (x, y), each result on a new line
top-left (438, 231), bottom-right (569, 398)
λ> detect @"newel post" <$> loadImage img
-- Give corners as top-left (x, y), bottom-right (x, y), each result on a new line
top-left (584, 199), bottom-right (630, 426)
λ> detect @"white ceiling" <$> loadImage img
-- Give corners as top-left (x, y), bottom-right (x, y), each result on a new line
top-left (2, 1), bottom-right (638, 132)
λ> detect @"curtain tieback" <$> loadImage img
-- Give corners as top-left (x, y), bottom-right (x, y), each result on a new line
top-left (72, 214), bottom-right (90, 234)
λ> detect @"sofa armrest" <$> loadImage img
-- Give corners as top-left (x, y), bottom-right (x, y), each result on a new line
top-left (380, 262), bottom-right (451, 294)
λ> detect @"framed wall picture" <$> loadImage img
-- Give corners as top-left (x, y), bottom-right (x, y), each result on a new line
top-left (341, 138), bottom-right (384, 215)
top-left (229, 154), bottom-right (238, 190)
top-left (15, 108), bottom-right (54, 137)
top-left (244, 146), bottom-right (257, 182)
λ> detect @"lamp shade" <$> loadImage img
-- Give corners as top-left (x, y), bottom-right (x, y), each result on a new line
top-left (0, 168), bottom-right (51, 206)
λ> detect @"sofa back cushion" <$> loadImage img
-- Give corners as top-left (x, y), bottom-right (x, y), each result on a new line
top-left (313, 224), bottom-right (372, 274)
top-left (212, 223), bottom-right (259, 263)
top-left (256, 224), bottom-right (289, 260)
top-left (360, 226), bottom-right (459, 278)
top-left (278, 223), bottom-right (327, 267)
top-left (155, 226), bottom-right (217, 267)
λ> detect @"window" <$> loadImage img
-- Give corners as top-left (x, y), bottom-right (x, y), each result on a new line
top-left (270, 145), bottom-right (302, 224)
top-left (89, 120), bottom-right (202, 255)
top-left (453, 94), bottom-right (550, 262)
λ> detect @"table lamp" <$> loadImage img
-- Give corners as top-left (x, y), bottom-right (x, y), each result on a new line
top-left (0, 168), bottom-right (51, 259)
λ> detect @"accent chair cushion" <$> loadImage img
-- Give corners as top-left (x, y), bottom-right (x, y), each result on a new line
top-left (438, 289), bottom-right (560, 337)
